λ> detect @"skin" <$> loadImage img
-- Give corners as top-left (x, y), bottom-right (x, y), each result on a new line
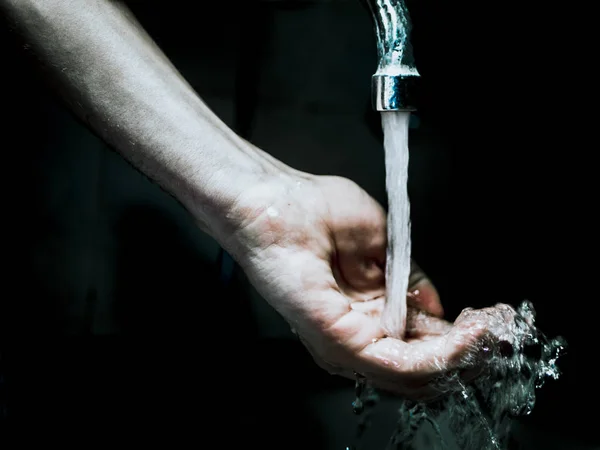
top-left (1, 0), bottom-right (516, 401)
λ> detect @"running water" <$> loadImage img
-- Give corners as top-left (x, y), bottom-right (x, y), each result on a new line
top-left (381, 111), bottom-right (412, 339)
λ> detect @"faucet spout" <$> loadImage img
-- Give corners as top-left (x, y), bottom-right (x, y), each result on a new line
top-left (364, 0), bottom-right (420, 111)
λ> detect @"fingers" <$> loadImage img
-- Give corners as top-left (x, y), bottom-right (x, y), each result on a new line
top-left (305, 305), bottom-right (517, 402)
top-left (302, 286), bottom-right (515, 403)
top-left (351, 315), bottom-right (492, 396)
top-left (407, 261), bottom-right (444, 318)
top-left (453, 303), bottom-right (519, 356)
top-left (367, 324), bottom-right (488, 374)
top-left (404, 307), bottom-right (452, 341)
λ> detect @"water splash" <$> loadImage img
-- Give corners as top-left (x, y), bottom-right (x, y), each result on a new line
top-left (348, 372), bottom-right (381, 450)
top-left (357, 300), bottom-right (566, 450)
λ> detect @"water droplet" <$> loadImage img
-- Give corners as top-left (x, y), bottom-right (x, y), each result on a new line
top-left (352, 398), bottom-right (364, 415)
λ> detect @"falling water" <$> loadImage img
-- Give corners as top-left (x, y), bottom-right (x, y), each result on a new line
top-left (381, 111), bottom-right (412, 339)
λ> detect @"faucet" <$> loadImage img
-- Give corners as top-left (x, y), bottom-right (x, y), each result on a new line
top-left (363, 0), bottom-right (420, 111)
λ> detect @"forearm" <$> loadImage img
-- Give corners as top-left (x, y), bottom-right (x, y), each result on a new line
top-left (1, 0), bottom-right (277, 238)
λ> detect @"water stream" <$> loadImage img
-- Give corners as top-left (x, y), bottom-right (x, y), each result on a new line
top-left (381, 111), bottom-right (412, 339)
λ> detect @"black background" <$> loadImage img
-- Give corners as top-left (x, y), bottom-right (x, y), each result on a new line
top-left (0, 1), bottom-right (595, 448)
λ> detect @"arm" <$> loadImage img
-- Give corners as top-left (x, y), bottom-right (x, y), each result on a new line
top-left (0, 0), bottom-right (278, 242)
top-left (1, 0), bottom-right (512, 400)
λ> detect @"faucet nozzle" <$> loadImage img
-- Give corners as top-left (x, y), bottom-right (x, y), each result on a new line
top-left (365, 0), bottom-right (420, 111)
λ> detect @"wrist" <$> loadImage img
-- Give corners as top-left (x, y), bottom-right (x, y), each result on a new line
top-left (181, 139), bottom-right (293, 246)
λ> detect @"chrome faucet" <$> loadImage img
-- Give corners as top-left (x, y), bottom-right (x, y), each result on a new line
top-left (364, 0), bottom-right (420, 111)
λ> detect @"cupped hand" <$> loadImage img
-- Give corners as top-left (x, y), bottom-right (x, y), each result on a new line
top-left (222, 171), bottom-right (515, 401)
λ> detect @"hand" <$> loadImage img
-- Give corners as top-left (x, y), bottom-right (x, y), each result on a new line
top-left (221, 171), bottom-right (516, 401)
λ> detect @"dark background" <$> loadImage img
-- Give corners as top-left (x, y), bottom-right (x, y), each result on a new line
top-left (0, 1), bottom-right (595, 448)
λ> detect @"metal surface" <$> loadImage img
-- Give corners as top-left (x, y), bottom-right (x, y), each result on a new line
top-left (364, 0), bottom-right (420, 111)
